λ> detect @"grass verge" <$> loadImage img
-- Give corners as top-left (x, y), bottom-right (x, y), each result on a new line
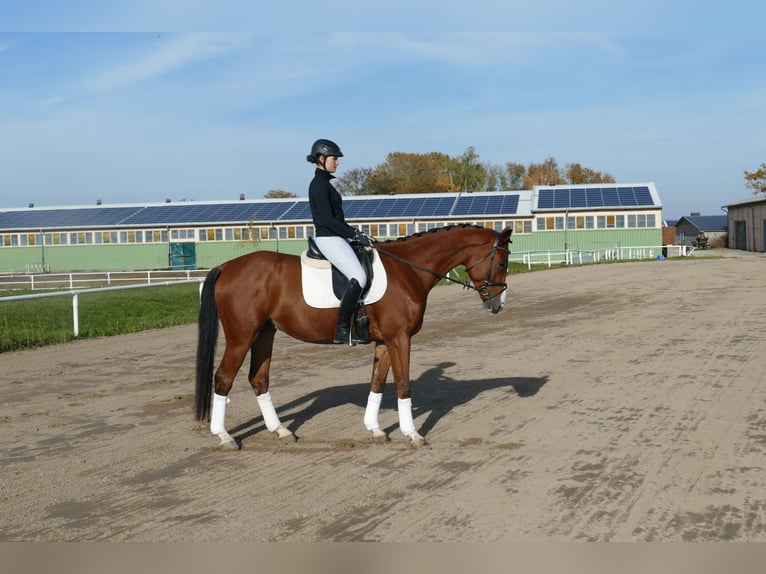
top-left (0, 284), bottom-right (201, 353)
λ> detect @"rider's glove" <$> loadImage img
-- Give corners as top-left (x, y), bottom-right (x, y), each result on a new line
top-left (353, 228), bottom-right (372, 247)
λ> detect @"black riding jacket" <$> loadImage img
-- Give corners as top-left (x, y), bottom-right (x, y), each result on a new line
top-left (308, 168), bottom-right (356, 238)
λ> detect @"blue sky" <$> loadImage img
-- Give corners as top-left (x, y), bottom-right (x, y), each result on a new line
top-left (0, 3), bottom-right (764, 219)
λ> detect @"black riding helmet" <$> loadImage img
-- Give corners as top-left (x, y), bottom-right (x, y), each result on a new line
top-left (308, 139), bottom-right (344, 162)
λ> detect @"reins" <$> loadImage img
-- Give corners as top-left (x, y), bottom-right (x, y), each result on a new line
top-left (373, 232), bottom-right (510, 300)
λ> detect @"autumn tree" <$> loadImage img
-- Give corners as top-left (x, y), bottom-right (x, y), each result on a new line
top-left (744, 163), bottom-right (766, 194)
top-left (336, 149), bottom-right (617, 194)
top-left (264, 189), bottom-right (298, 198)
top-left (564, 163), bottom-right (615, 184)
top-left (364, 151), bottom-right (454, 195)
top-left (523, 157), bottom-right (563, 188)
top-left (334, 167), bottom-right (373, 196)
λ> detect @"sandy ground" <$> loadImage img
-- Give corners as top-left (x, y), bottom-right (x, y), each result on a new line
top-left (2, 249), bottom-right (766, 542)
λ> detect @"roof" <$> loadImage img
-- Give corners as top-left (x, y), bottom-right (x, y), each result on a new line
top-left (0, 182), bottom-right (662, 232)
top-left (676, 215), bottom-right (728, 231)
top-left (724, 195), bottom-right (766, 208)
top-left (532, 182), bottom-right (661, 211)
top-left (1, 191), bottom-right (528, 232)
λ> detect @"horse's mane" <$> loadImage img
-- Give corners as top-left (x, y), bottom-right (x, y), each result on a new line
top-left (378, 223), bottom-right (490, 245)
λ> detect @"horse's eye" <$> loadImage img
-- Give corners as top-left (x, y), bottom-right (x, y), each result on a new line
top-left (498, 261), bottom-right (507, 269)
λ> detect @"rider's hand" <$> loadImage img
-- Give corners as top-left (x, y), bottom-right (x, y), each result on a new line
top-left (353, 228), bottom-right (372, 247)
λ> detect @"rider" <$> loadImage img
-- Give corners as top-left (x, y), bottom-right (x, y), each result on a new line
top-left (307, 138), bottom-right (371, 345)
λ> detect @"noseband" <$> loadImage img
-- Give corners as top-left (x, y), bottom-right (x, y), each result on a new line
top-left (375, 232), bottom-right (509, 301)
top-left (463, 234), bottom-right (510, 301)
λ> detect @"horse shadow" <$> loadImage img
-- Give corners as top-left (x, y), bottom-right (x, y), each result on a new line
top-left (229, 361), bottom-right (549, 442)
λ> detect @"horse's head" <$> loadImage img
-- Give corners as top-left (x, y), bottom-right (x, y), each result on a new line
top-left (465, 226), bottom-right (513, 314)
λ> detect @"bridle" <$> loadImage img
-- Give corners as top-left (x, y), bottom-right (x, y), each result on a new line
top-left (374, 232), bottom-right (510, 301)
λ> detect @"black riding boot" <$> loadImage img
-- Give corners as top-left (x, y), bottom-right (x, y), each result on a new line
top-left (334, 279), bottom-right (363, 345)
top-left (353, 304), bottom-right (370, 345)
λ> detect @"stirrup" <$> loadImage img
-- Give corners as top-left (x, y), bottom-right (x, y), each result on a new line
top-left (334, 326), bottom-right (356, 346)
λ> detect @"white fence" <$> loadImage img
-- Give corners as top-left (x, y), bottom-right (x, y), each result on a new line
top-left (0, 279), bottom-right (204, 337)
top-left (0, 269), bottom-right (208, 291)
top-left (511, 244), bottom-right (692, 270)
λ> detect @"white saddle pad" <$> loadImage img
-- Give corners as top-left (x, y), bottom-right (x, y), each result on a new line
top-left (300, 249), bottom-right (388, 309)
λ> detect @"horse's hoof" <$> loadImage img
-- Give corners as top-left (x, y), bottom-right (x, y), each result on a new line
top-left (215, 432), bottom-right (240, 450)
top-left (407, 432), bottom-right (430, 450)
top-left (275, 425), bottom-right (296, 442)
top-left (369, 428), bottom-right (389, 444)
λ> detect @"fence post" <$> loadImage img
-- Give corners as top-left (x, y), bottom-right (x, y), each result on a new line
top-left (72, 293), bottom-right (80, 337)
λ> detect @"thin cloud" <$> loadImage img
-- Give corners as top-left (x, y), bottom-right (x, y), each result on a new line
top-left (79, 33), bottom-right (249, 96)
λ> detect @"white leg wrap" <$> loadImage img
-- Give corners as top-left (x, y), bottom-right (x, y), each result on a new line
top-left (210, 393), bottom-right (230, 435)
top-left (256, 391), bottom-right (282, 432)
top-left (397, 397), bottom-right (416, 437)
top-left (364, 392), bottom-right (383, 431)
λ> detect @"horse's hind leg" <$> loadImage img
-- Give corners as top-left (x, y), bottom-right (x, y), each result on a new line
top-left (248, 320), bottom-right (295, 442)
top-left (365, 342), bottom-right (390, 443)
top-left (210, 342), bottom-right (251, 449)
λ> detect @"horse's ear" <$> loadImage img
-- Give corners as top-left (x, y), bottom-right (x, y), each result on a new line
top-left (500, 226), bottom-right (513, 242)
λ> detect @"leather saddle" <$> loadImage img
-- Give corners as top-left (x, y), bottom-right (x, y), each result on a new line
top-left (306, 236), bottom-right (375, 300)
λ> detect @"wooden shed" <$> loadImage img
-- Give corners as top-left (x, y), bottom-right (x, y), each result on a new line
top-left (724, 196), bottom-right (766, 252)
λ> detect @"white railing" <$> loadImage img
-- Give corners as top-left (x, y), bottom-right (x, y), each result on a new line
top-left (0, 269), bottom-right (208, 291)
top-left (0, 279), bottom-right (204, 337)
top-left (511, 245), bottom-right (691, 270)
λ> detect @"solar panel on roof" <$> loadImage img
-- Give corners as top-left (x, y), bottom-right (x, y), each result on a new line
top-left (281, 202), bottom-right (313, 221)
top-left (538, 189), bottom-right (554, 209)
top-left (553, 189), bottom-right (570, 209)
top-left (617, 188), bottom-right (638, 206)
top-left (0, 206), bottom-right (143, 230)
top-left (634, 186), bottom-right (653, 205)
top-left (585, 188), bottom-right (604, 207)
top-left (570, 188), bottom-right (586, 208)
top-left (453, 194), bottom-right (516, 216)
top-left (535, 185), bottom-right (657, 209)
top-left (602, 187), bottom-right (619, 206)
top-left (501, 195), bottom-right (519, 214)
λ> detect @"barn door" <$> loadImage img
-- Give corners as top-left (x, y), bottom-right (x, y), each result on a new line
top-left (734, 221), bottom-right (747, 250)
top-left (169, 242), bottom-right (196, 269)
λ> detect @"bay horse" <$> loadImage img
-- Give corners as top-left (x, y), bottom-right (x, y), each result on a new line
top-left (195, 223), bottom-right (512, 449)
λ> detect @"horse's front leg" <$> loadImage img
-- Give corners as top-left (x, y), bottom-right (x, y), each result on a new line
top-left (365, 342), bottom-right (391, 443)
top-left (249, 321), bottom-right (295, 442)
top-left (387, 335), bottom-right (428, 449)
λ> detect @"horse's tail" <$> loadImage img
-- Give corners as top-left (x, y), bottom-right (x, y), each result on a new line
top-left (195, 267), bottom-right (222, 421)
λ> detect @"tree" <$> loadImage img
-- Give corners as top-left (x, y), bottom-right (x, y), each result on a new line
top-left (335, 167), bottom-right (373, 196)
top-left (523, 157), bottom-right (563, 188)
top-left (564, 163), bottom-right (615, 184)
top-left (744, 163), bottom-right (766, 194)
top-left (264, 189), bottom-right (297, 198)
top-left (504, 162), bottom-right (526, 190)
top-left (365, 152), bottom-right (454, 195)
top-left (445, 147), bottom-right (487, 192)
top-left (484, 164), bottom-right (505, 191)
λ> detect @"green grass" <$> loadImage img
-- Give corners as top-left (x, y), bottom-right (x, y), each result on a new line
top-left (0, 284), bottom-right (201, 353)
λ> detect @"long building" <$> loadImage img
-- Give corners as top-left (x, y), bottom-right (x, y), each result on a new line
top-left (0, 183), bottom-right (662, 272)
